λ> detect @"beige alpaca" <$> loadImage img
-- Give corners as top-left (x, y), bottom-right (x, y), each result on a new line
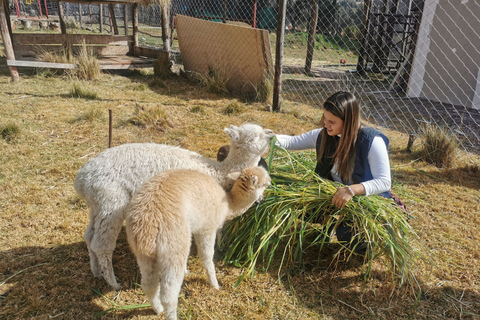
top-left (125, 167), bottom-right (271, 320)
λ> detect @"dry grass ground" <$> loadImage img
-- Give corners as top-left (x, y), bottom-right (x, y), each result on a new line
top-left (0, 60), bottom-right (479, 320)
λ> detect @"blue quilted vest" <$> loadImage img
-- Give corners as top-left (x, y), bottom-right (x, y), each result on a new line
top-left (315, 127), bottom-right (390, 198)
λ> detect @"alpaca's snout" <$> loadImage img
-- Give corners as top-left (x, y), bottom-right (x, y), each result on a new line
top-left (255, 194), bottom-right (265, 204)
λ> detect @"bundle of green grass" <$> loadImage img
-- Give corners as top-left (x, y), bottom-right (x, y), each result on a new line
top-left (221, 144), bottom-right (424, 287)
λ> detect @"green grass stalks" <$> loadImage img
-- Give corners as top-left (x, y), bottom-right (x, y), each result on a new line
top-left (71, 81), bottom-right (98, 100)
top-left (125, 104), bottom-right (173, 132)
top-left (221, 144), bottom-right (425, 288)
top-left (91, 287), bottom-right (150, 317)
top-left (0, 122), bottom-right (21, 143)
top-left (420, 124), bottom-right (458, 168)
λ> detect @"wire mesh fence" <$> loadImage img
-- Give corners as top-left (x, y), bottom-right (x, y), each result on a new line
top-left (5, 0), bottom-right (480, 160)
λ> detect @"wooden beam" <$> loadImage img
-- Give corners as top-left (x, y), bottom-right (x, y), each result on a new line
top-left (305, 0), bottom-right (319, 74)
top-left (49, 0), bottom-right (145, 4)
top-left (109, 4), bottom-right (119, 35)
top-left (58, 1), bottom-right (67, 34)
top-left (99, 4), bottom-right (103, 33)
top-left (12, 33), bottom-right (133, 45)
top-left (160, 3), bottom-right (170, 51)
top-left (79, 3), bottom-right (83, 28)
top-left (132, 3), bottom-right (138, 48)
top-left (7, 59), bottom-right (76, 69)
top-left (356, 0), bottom-right (373, 74)
top-left (123, 4), bottom-right (128, 35)
top-left (272, 0), bottom-right (287, 112)
top-left (3, 0), bottom-right (12, 35)
top-left (0, 0), bottom-right (19, 81)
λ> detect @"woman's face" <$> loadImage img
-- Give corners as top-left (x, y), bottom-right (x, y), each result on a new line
top-left (323, 110), bottom-right (344, 136)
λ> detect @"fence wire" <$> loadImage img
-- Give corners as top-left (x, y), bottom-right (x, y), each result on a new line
top-left (7, 0), bottom-right (480, 160)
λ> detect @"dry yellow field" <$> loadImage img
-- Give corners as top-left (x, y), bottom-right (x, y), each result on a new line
top-left (0, 60), bottom-right (479, 319)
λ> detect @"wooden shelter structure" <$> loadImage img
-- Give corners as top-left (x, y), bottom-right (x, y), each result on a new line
top-left (0, 0), bottom-right (170, 81)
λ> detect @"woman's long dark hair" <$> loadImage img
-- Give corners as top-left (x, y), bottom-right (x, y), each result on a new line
top-left (317, 91), bottom-right (361, 183)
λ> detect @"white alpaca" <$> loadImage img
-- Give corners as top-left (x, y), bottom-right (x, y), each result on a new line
top-left (74, 123), bottom-right (274, 289)
top-left (125, 166), bottom-right (271, 320)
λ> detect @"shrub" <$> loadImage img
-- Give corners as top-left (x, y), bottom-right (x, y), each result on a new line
top-left (241, 74), bottom-right (273, 103)
top-left (420, 124), bottom-right (458, 168)
top-left (190, 105), bottom-right (206, 114)
top-left (71, 81), bottom-right (98, 100)
top-left (222, 102), bottom-right (244, 115)
top-left (0, 122), bottom-right (21, 143)
top-left (126, 104), bottom-right (173, 132)
top-left (197, 64), bottom-right (232, 94)
top-left (74, 40), bottom-right (100, 80)
top-left (71, 108), bottom-right (105, 123)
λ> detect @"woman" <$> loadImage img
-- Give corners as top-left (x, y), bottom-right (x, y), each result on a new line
top-left (275, 91), bottom-right (392, 248)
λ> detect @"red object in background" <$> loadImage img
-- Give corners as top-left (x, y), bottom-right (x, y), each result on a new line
top-left (340, 58), bottom-right (347, 64)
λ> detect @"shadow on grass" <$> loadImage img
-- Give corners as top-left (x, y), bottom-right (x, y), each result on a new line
top-left (0, 228), bottom-right (154, 319)
top-left (263, 244), bottom-right (480, 319)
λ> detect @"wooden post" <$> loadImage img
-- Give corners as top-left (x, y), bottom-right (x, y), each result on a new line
top-left (58, 1), bottom-right (67, 34)
top-left (132, 3), bottom-right (138, 52)
top-left (222, 0), bottom-right (227, 23)
top-left (108, 5), bottom-right (113, 33)
top-left (305, 0), bottom-right (318, 74)
top-left (124, 4), bottom-right (128, 35)
top-left (14, 0), bottom-right (20, 17)
top-left (37, 0), bottom-right (43, 18)
top-left (3, 0), bottom-right (12, 35)
top-left (272, 0), bottom-right (287, 112)
top-left (356, 0), bottom-right (373, 74)
top-left (78, 4), bottom-right (83, 28)
top-left (89, 5), bottom-right (93, 25)
top-left (44, 0), bottom-right (48, 18)
top-left (108, 109), bottom-right (113, 148)
top-left (0, 0), bottom-right (19, 81)
top-left (406, 134), bottom-right (416, 153)
top-left (160, 3), bottom-right (170, 51)
top-left (252, 0), bottom-right (257, 28)
top-left (109, 4), bottom-right (119, 35)
top-left (99, 4), bottom-right (103, 33)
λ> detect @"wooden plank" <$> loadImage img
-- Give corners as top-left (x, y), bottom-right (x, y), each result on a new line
top-left (0, 0), bottom-right (19, 81)
top-left (95, 45), bottom-right (131, 55)
top-left (13, 44), bottom-right (131, 58)
top-left (8, 57), bottom-right (152, 70)
top-left (50, 0), bottom-right (144, 5)
top-left (7, 59), bottom-right (76, 69)
top-left (273, 0), bottom-right (287, 111)
top-left (12, 33), bottom-right (133, 45)
top-left (134, 46), bottom-right (164, 59)
top-left (175, 15), bottom-right (273, 93)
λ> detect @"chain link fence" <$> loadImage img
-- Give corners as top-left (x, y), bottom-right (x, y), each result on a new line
top-left (6, 0), bottom-right (480, 160)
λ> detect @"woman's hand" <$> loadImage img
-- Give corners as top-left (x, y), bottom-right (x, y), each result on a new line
top-left (332, 186), bottom-right (355, 208)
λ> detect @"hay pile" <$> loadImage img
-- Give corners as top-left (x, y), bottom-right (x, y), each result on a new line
top-left (222, 143), bottom-right (426, 288)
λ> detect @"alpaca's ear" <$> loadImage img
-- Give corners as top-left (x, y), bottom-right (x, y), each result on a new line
top-left (263, 129), bottom-right (275, 138)
top-left (224, 126), bottom-right (240, 141)
top-left (227, 171), bottom-right (241, 181)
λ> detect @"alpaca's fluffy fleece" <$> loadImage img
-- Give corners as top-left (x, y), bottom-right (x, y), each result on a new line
top-left (74, 123), bottom-right (274, 289)
top-left (125, 167), bottom-right (271, 320)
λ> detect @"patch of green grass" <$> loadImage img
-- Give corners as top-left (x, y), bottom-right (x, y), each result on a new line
top-left (190, 105), bottom-right (206, 114)
top-left (222, 101), bottom-right (245, 115)
top-left (125, 104), bottom-right (173, 132)
top-left (197, 65), bottom-right (232, 95)
top-left (74, 41), bottom-right (100, 81)
top-left (71, 81), bottom-right (98, 100)
top-left (0, 122), bottom-right (21, 143)
top-left (71, 108), bottom-right (105, 123)
top-left (149, 78), bottom-right (168, 89)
